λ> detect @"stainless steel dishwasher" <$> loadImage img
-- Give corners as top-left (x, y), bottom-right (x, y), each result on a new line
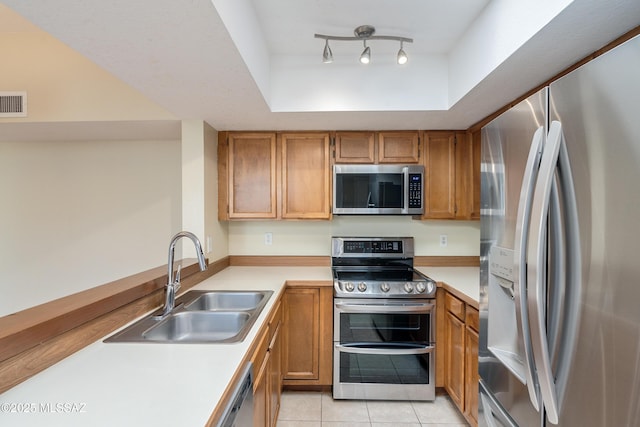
top-left (218, 362), bottom-right (253, 427)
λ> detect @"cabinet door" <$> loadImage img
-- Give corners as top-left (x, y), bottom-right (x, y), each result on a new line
top-left (423, 131), bottom-right (456, 219)
top-left (227, 133), bottom-right (277, 219)
top-left (268, 316), bottom-right (282, 426)
top-left (334, 131), bottom-right (375, 163)
top-left (453, 131), bottom-right (481, 220)
top-left (454, 132), bottom-right (473, 219)
top-left (282, 285), bottom-right (333, 386)
top-left (281, 133), bottom-right (331, 219)
top-left (378, 131), bottom-right (420, 163)
top-left (445, 310), bottom-right (465, 410)
top-left (465, 326), bottom-right (479, 427)
top-left (253, 351), bottom-right (270, 427)
top-left (470, 130), bottom-right (481, 220)
top-left (283, 288), bottom-right (320, 380)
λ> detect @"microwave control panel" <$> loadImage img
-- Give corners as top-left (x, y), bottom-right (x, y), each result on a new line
top-left (409, 173), bottom-right (423, 208)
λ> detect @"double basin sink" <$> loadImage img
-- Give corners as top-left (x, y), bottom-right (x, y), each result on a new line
top-left (105, 290), bottom-right (273, 344)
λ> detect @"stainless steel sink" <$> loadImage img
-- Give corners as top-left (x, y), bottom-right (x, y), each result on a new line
top-left (184, 291), bottom-right (268, 311)
top-left (143, 311), bottom-right (251, 342)
top-left (104, 290), bottom-right (273, 344)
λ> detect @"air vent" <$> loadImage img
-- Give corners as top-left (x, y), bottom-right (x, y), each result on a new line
top-left (0, 92), bottom-right (27, 117)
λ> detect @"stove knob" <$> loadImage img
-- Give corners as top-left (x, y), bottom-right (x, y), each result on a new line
top-left (358, 282), bottom-right (367, 292)
top-left (416, 283), bottom-right (426, 293)
top-left (380, 282), bottom-right (390, 293)
top-left (404, 282), bottom-right (414, 293)
top-left (344, 282), bottom-right (355, 292)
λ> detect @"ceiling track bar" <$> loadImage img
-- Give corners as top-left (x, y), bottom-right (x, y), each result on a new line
top-left (314, 34), bottom-right (413, 43)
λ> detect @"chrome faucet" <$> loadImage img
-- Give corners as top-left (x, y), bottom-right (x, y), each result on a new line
top-left (159, 231), bottom-right (208, 318)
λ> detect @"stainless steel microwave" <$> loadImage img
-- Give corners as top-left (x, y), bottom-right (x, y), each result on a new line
top-left (333, 164), bottom-right (424, 215)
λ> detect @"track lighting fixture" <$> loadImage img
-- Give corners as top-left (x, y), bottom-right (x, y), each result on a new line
top-left (315, 25), bottom-right (412, 65)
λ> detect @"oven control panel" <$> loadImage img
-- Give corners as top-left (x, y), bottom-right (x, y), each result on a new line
top-left (334, 279), bottom-right (436, 298)
top-left (332, 237), bottom-right (414, 258)
top-left (343, 240), bottom-right (403, 254)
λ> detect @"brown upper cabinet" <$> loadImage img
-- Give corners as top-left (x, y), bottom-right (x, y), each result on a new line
top-left (219, 131), bottom-right (331, 220)
top-left (280, 133), bottom-right (332, 219)
top-left (219, 129), bottom-right (478, 221)
top-left (378, 131), bottom-right (420, 163)
top-left (334, 131), bottom-right (420, 164)
top-left (221, 132), bottom-right (278, 219)
top-left (421, 131), bottom-right (479, 220)
top-left (334, 131), bottom-right (375, 163)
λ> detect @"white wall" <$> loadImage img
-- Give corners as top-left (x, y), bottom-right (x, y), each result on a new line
top-left (229, 217), bottom-right (479, 256)
top-left (0, 15), bottom-right (194, 317)
top-left (182, 120), bottom-right (229, 261)
top-left (0, 139), bottom-right (182, 317)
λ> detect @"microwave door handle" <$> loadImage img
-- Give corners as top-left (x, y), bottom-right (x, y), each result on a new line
top-left (335, 344), bottom-right (433, 356)
top-left (334, 302), bottom-right (434, 313)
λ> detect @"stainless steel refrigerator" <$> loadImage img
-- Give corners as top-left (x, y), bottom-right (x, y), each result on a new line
top-left (479, 34), bottom-right (640, 427)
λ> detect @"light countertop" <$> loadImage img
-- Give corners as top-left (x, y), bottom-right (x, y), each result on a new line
top-left (418, 266), bottom-right (480, 307)
top-left (0, 265), bottom-right (478, 426)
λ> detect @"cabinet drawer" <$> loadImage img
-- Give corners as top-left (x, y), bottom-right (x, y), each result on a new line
top-left (445, 292), bottom-right (465, 321)
top-left (466, 306), bottom-right (479, 332)
top-left (251, 325), bottom-right (270, 375)
top-left (268, 299), bottom-right (282, 341)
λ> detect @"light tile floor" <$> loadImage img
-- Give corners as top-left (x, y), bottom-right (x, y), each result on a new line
top-left (277, 391), bottom-right (469, 427)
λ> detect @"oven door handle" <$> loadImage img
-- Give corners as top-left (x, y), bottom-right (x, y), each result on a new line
top-left (334, 302), bottom-right (433, 313)
top-left (335, 344), bottom-right (433, 356)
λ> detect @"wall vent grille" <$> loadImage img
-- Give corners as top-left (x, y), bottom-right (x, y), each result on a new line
top-left (0, 92), bottom-right (27, 117)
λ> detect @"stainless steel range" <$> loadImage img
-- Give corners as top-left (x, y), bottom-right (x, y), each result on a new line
top-left (331, 236), bottom-right (437, 401)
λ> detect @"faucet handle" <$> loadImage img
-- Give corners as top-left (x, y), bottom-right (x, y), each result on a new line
top-left (174, 264), bottom-right (182, 288)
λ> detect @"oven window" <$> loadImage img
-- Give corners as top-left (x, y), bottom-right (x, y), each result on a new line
top-left (339, 347), bottom-right (430, 385)
top-left (339, 312), bottom-right (430, 343)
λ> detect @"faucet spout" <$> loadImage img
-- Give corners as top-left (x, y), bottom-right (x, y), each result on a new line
top-left (159, 231), bottom-right (208, 318)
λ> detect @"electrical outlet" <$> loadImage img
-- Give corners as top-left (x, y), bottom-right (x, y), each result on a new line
top-left (264, 232), bottom-right (273, 246)
top-left (206, 235), bottom-right (213, 253)
top-left (439, 235), bottom-right (448, 247)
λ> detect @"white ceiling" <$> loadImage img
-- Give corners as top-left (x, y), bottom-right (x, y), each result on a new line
top-left (2, 0), bottom-right (640, 131)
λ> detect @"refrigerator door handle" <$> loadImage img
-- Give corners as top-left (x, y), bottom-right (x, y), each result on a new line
top-left (527, 121), bottom-right (582, 424)
top-left (513, 125), bottom-right (544, 410)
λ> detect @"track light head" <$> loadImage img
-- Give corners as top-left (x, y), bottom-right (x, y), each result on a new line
top-left (323, 39), bottom-right (333, 63)
top-left (360, 41), bottom-right (371, 64)
top-left (397, 41), bottom-right (408, 65)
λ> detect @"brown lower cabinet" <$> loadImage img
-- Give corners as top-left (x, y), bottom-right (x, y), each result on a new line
top-left (251, 283), bottom-right (479, 427)
top-left (250, 283), bottom-right (332, 427)
top-left (282, 284), bottom-right (333, 386)
top-left (252, 299), bottom-right (282, 427)
top-left (441, 289), bottom-right (479, 427)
